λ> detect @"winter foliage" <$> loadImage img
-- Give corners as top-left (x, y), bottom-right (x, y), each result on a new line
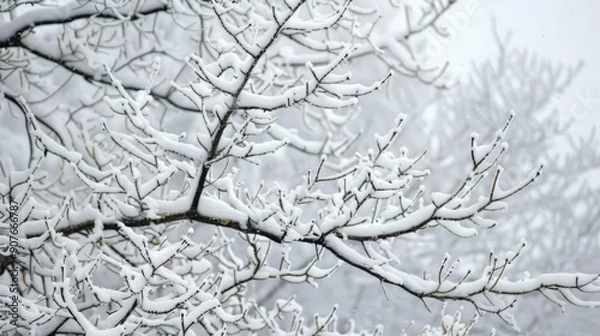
top-left (0, 0), bottom-right (599, 335)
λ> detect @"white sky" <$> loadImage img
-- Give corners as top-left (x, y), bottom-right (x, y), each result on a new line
top-left (443, 0), bottom-right (600, 131)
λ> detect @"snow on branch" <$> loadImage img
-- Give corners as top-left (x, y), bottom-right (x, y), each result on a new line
top-left (2, 0), bottom-right (598, 335)
top-left (0, 0), bottom-right (169, 47)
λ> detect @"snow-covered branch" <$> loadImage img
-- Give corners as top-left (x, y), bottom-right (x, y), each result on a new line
top-left (2, 0), bottom-right (598, 335)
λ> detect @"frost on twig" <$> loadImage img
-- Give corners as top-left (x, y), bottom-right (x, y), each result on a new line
top-left (1, 0), bottom-right (599, 335)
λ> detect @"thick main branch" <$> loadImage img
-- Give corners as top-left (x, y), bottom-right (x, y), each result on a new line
top-left (0, 0), bottom-right (168, 47)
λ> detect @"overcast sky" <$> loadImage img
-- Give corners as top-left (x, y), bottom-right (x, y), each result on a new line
top-left (442, 0), bottom-right (600, 132)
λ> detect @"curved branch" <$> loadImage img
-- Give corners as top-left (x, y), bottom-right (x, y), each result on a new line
top-left (0, 0), bottom-right (169, 47)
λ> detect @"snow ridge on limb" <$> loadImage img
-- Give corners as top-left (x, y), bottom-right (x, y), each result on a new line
top-left (238, 111), bottom-right (597, 331)
top-left (5, 1), bottom-right (395, 334)
top-left (3, 0), bottom-right (599, 335)
top-left (0, 0), bottom-right (169, 47)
